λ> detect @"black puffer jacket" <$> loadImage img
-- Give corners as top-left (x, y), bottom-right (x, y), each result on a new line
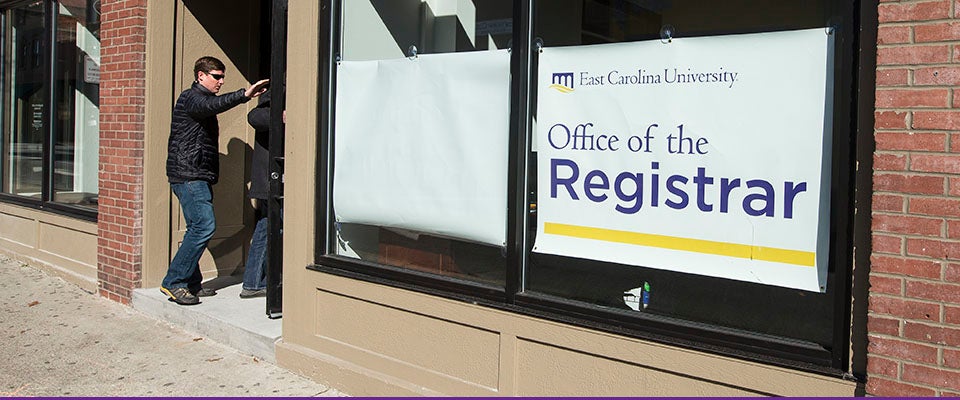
top-left (247, 91), bottom-right (271, 199)
top-left (166, 82), bottom-right (250, 184)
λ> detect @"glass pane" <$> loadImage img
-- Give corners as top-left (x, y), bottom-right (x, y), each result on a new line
top-left (1, 1), bottom-right (45, 199)
top-left (332, 1), bottom-right (514, 286)
top-left (527, 0), bottom-right (846, 349)
top-left (341, 0), bottom-right (513, 61)
top-left (536, 0), bottom-right (831, 47)
top-left (52, 0), bottom-right (99, 208)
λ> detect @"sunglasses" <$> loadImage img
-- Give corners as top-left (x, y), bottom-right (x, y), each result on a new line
top-left (207, 72), bottom-right (225, 80)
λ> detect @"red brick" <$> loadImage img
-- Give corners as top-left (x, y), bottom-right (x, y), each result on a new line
top-left (947, 305), bottom-right (960, 325)
top-left (866, 376), bottom-right (937, 397)
top-left (876, 111), bottom-right (909, 129)
top-left (874, 173), bottom-right (945, 195)
top-left (874, 234), bottom-right (905, 255)
top-left (909, 197), bottom-right (960, 217)
top-left (946, 348), bottom-right (960, 368)
top-left (914, 111), bottom-right (960, 130)
top-left (878, 45), bottom-right (950, 66)
top-left (912, 154), bottom-right (960, 174)
top-left (903, 364), bottom-right (960, 392)
top-left (879, 25), bottom-right (913, 44)
top-left (917, 65), bottom-right (959, 86)
top-left (876, 131), bottom-right (946, 151)
top-left (97, 0), bottom-right (147, 305)
top-left (867, 355), bottom-right (900, 378)
top-left (950, 178), bottom-right (960, 196)
top-left (906, 238), bottom-right (960, 260)
top-left (875, 153), bottom-right (908, 171)
top-left (879, 0), bottom-right (950, 23)
top-left (867, 335), bottom-right (940, 363)
top-left (947, 220), bottom-right (960, 239)
top-left (906, 280), bottom-right (960, 303)
top-left (870, 315), bottom-right (903, 336)
top-left (870, 295), bottom-right (940, 322)
top-left (877, 88), bottom-right (950, 108)
top-left (873, 213), bottom-right (943, 235)
top-left (871, 255), bottom-right (942, 279)
top-left (916, 21), bottom-right (960, 42)
top-left (878, 68), bottom-right (910, 86)
top-left (874, 193), bottom-right (906, 212)
top-left (871, 274), bottom-right (905, 295)
top-left (904, 322), bottom-right (960, 346)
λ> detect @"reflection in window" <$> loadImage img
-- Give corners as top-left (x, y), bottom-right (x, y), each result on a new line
top-left (1, 1), bottom-right (45, 199)
top-left (341, 0), bottom-right (513, 61)
top-left (332, 1), bottom-right (514, 285)
top-left (53, 1), bottom-right (100, 208)
top-left (0, 0), bottom-right (100, 211)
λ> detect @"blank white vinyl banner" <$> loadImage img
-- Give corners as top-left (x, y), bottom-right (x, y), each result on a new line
top-left (334, 50), bottom-right (510, 246)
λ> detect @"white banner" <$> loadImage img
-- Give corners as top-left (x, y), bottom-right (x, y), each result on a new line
top-left (534, 29), bottom-right (833, 292)
top-left (334, 50), bottom-right (510, 246)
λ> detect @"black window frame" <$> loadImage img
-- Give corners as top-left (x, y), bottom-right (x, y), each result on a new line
top-left (0, 0), bottom-right (97, 222)
top-left (311, 0), bottom-right (876, 379)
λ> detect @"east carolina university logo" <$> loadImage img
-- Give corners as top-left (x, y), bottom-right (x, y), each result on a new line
top-left (550, 72), bottom-right (574, 93)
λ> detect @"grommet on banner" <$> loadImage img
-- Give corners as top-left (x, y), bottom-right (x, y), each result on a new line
top-left (407, 45), bottom-right (418, 59)
top-left (535, 37), bottom-right (544, 53)
top-left (824, 25), bottom-right (835, 35)
top-left (660, 24), bottom-right (674, 44)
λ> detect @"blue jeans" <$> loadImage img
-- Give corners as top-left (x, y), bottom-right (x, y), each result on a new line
top-left (243, 200), bottom-right (268, 290)
top-left (163, 181), bottom-right (216, 291)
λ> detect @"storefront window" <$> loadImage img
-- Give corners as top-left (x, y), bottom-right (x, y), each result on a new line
top-left (0, 0), bottom-right (99, 213)
top-left (526, 0), bottom-right (848, 354)
top-left (52, 0), bottom-right (99, 207)
top-left (320, 0), bottom-right (866, 373)
top-left (331, 0), bottom-right (514, 285)
top-left (2, 1), bottom-right (45, 199)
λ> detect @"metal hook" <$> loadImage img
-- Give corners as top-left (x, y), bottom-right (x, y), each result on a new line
top-left (535, 37), bottom-right (544, 52)
top-left (407, 45), bottom-right (418, 59)
top-left (660, 24), bottom-right (674, 44)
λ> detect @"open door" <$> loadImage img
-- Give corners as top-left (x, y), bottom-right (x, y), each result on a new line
top-left (266, 0), bottom-right (287, 318)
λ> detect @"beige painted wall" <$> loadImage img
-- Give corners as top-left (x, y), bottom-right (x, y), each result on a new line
top-left (0, 203), bottom-right (97, 292)
top-left (276, 2), bottom-right (856, 396)
top-left (279, 273), bottom-right (856, 397)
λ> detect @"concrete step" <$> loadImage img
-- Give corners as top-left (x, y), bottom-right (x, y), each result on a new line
top-left (131, 280), bottom-right (281, 363)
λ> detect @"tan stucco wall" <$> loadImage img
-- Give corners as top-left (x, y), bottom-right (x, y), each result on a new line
top-left (275, 2), bottom-right (858, 396)
top-left (141, 1), bottom-right (176, 288)
top-left (279, 272), bottom-right (856, 397)
top-left (0, 203), bottom-right (97, 292)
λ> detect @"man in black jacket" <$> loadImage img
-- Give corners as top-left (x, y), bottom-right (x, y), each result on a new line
top-left (162, 56), bottom-right (269, 305)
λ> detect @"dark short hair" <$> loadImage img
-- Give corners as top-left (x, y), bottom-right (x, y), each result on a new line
top-left (194, 56), bottom-right (225, 79)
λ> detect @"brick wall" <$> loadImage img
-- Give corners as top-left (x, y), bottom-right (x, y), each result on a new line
top-left (870, 0), bottom-right (960, 396)
top-left (97, 0), bottom-right (148, 304)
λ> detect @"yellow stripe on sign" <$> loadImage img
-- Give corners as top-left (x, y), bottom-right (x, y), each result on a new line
top-left (543, 222), bottom-right (815, 267)
top-left (549, 83), bottom-right (574, 93)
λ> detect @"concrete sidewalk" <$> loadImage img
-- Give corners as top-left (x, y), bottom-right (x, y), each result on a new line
top-left (0, 254), bottom-right (343, 397)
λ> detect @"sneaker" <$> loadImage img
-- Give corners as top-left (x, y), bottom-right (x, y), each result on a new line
top-left (239, 288), bottom-right (267, 299)
top-left (160, 287), bottom-right (200, 305)
top-left (194, 287), bottom-right (217, 297)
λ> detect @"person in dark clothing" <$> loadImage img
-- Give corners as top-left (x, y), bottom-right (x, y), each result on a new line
top-left (239, 89), bottom-right (278, 298)
top-left (162, 56), bottom-right (269, 305)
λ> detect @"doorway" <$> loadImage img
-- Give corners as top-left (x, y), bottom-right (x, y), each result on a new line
top-left (265, 0), bottom-right (286, 318)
